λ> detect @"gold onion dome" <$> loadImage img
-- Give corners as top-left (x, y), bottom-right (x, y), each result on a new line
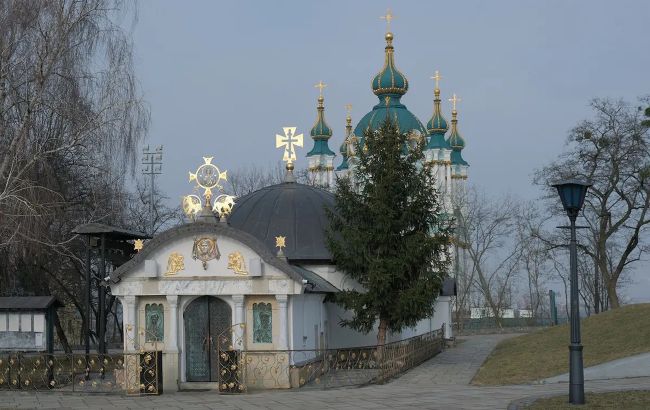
top-left (371, 32), bottom-right (408, 96)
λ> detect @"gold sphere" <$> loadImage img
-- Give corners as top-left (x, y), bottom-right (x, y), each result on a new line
top-left (385, 32), bottom-right (393, 42)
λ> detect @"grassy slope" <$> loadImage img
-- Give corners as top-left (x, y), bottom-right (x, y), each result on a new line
top-left (525, 391), bottom-right (650, 409)
top-left (472, 303), bottom-right (650, 385)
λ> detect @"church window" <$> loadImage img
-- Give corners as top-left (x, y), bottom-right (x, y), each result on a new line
top-left (252, 302), bottom-right (272, 343)
top-left (145, 303), bottom-right (164, 342)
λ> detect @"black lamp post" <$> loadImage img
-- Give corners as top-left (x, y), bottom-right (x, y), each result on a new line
top-left (552, 179), bottom-right (592, 405)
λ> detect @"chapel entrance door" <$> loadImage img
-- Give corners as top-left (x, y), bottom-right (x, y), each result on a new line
top-left (184, 296), bottom-right (232, 382)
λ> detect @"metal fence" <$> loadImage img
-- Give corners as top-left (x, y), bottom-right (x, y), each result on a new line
top-left (0, 351), bottom-right (159, 395)
top-left (0, 327), bottom-right (444, 394)
top-left (221, 327), bottom-right (445, 392)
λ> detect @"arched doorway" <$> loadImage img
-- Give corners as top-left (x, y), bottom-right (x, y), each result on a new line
top-left (184, 296), bottom-right (232, 382)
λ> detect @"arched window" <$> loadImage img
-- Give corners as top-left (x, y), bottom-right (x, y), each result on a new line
top-left (145, 303), bottom-right (164, 342)
top-left (252, 302), bottom-right (272, 343)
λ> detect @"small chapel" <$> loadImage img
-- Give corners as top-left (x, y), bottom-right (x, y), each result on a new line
top-left (109, 21), bottom-right (468, 392)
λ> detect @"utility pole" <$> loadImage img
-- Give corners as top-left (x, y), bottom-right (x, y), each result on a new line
top-left (142, 145), bottom-right (163, 235)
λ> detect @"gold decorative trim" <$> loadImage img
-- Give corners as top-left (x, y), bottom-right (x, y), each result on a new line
top-left (165, 252), bottom-right (185, 276)
top-left (227, 251), bottom-right (248, 275)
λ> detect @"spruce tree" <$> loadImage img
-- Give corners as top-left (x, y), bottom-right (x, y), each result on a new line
top-left (326, 119), bottom-right (452, 346)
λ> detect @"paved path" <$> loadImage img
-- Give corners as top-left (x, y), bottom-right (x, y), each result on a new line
top-left (544, 352), bottom-right (650, 383)
top-left (1, 335), bottom-right (648, 410)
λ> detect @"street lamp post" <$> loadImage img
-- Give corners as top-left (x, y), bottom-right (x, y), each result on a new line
top-left (552, 179), bottom-right (592, 405)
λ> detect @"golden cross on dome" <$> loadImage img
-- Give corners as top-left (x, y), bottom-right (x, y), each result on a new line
top-left (275, 127), bottom-right (303, 167)
top-left (430, 70), bottom-right (442, 90)
top-left (314, 80), bottom-right (327, 97)
top-left (449, 93), bottom-right (462, 111)
top-left (380, 8), bottom-right (395, 32)
top-left (345, 103), bottom-right (352, 117)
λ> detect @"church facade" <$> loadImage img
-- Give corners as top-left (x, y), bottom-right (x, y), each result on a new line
top-left (109, 27), bottom-right (465, 392)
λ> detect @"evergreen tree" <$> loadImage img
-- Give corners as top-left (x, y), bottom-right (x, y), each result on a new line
top-left (326, 119), bottom-right (452, 346)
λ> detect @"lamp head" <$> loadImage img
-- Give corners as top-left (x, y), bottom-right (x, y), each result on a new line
top-left (551, 179), bottom-right (592, 217)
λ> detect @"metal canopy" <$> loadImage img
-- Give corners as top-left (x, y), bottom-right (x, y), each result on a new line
top-left (72, 223), bottom-right (150, 240)
top-left (0, 296), bottom-right (63, 311)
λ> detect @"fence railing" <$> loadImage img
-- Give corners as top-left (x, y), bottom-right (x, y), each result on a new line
top-left (228, 327), bottom-right (444, 392)
top-left (0, 351), bottom-right (160, 395)
top-left (0, 327), bottom-right (444, 394)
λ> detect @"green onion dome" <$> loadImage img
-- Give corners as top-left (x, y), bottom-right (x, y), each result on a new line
top-left (426, 88), bottom-right (451, 150)
top-left (447, 109), bottom-right (469, 166)
top-left (354, 32), bottom-right (426, 144)
top-left (307, 95), bottom-right (335, 157)
top-left (336, 114), bottom-right (353, 171)
top-left (372, 32), bottom-right (408, 96)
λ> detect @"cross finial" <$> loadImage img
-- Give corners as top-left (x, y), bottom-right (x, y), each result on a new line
top-left (449, 93), bottom-right (462, 111)
top-left (314, 80), bottom-right (327, 97)
top-left (380, 8), bottom-right (394, 32)
top-left (275, 127), bottom-right (304, 167)
top-left (345, 103), bottom-right (352, 117)
top-left (430, 70), bottom-right (442, 90)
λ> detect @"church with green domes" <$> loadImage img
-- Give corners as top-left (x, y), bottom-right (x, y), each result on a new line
top-left (305, 31), bottom-right (469, 207)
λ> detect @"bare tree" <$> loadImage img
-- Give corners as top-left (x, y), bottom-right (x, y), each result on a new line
top-left (0, 0), bottom-right (150, 350)
top-left (535, 97), bottom-right (650, 309)
top-left (458, 188), bottom-right (523, 326)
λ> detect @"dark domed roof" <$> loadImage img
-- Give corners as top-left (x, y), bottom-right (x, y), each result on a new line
top-left (228, 182), bottom-right (336, 262)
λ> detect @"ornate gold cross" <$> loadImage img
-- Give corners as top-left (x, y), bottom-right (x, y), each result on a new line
top-left (430, 70), bottom-right (442, 90)
top-left (345, 103), bottom-right (352, 117)
top-left (314, 80), bottom-right (327, 97)
top-left (380, 8), bottom-right (394, 32)
top-left (449, 93), bottom-right (462, 111)
top-left (275, 127), bottom-right (303, 166)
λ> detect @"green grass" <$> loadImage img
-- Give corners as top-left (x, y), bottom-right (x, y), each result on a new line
top-left (472, 303), bottom-right (650, 385)
top-left (524, 390), bottom-right (650, 409)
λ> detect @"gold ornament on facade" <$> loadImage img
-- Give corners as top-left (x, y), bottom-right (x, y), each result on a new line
top-left (133, 239), bottom-right (144, 252)
top-left (192, 237), bottom-right (220, 269)
top-left (165, 252), bottom-right (185, 276)
top-left (227, 251), bottom-right (248, 275)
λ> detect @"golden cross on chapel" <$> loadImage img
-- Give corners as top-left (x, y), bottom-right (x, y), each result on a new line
top-left (449, 93), bottom-right (462, 111)
top-left (345, 103), bottom-right (352, 117)
top-left (380, 8), bottom-right (395, 32)
top-left (314, 80), bottom-right (327, 97)
top-left (430, 70), bottom-right (442, 90)
top-left (275, 127), bottom-right (303, 168)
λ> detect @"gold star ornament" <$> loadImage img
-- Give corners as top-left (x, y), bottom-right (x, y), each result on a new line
top-left (275, 236), bottom-right (286, 256)
top-left (134, 239), bottom-right (144, 252)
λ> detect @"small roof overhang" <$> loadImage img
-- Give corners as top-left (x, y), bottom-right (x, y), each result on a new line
top-left (0, 296), bottom-right (63, 311)
top-left (72, 223), bottom-right (150, 241)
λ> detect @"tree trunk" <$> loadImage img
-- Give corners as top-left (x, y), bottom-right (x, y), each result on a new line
top-left (377, 318), bottom-right (388, 346)
top-left (607, 281), bottom-right (620, 309)
top-left (53, 311), bottom-right (72, 353)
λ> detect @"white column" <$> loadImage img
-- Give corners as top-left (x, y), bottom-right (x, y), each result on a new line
top-left (275, 294), bottom-right (289, 350)
top-left (123, 295), bottom-right (137, 352)
top-left (232, 295), bottom-right (245, 350)
top-left (166, 295), bottom-right (179, 352)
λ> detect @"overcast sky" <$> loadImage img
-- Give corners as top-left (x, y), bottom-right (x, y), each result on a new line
top-left (131, 0), bottom-right (650, 303)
